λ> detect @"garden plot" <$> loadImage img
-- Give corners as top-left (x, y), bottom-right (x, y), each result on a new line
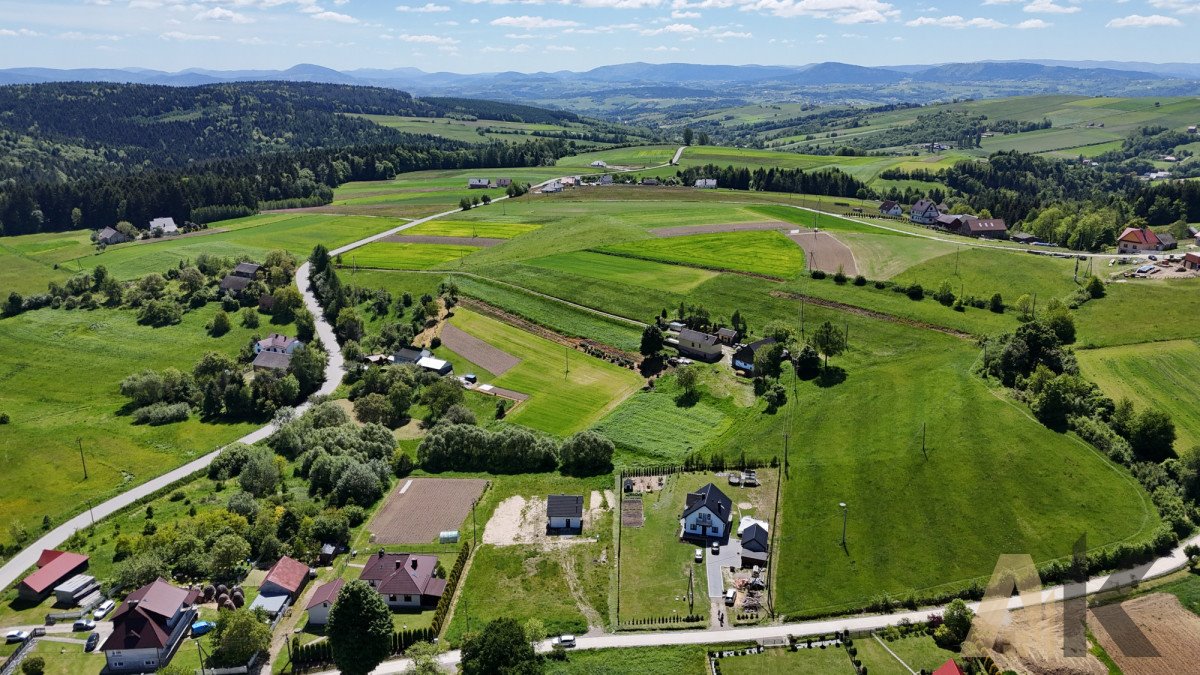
top-left (367, 477), bottom-right (488, 544)
top-left (1089, 593), bottom-right (1200, 675)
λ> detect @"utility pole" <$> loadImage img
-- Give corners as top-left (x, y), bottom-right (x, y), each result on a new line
top-left (472, 499), bottom-right (478, 550)
top-left (839, 502), bottom-right (848, 549)
top-left (77, 437), bottom-right (88, 480)
top-left (955, 246), bottom-right (961, 276)
top-left (564, 346), bottom-right (570, 378)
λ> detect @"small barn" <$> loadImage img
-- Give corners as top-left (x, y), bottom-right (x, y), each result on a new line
top-left (733, 338), bottom-right (777, 373)
top-left (547, 494), bottom-right (584, 533)
top-left (417, 356), bottom-right (453, 376)
top-left (716, 327), bottom-right (740, 345)
top-left (468, 178), bottom-right (490, 189)
top-left (260, 556), bottom-right (310, 599)
top-left (97, 227), bottom-right (130, 246)
top-left (19, 550), bottom-right (89, 602)
top-left (305, 579), bottom-right (344, 626)
top-left (253, 350), bottom-right (292, 372)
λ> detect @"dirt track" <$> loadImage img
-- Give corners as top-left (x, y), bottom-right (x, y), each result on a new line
top-left (379, 234), bottom-right (505, 247)
top-left (368, 477), bottom-right (488, 544)
top-left (441, 323), bottom-right (520, 375)
top-left (649, 221), bottom-right (790, 237)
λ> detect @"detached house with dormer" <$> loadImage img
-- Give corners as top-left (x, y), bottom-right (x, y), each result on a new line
top-left (359, 551), bottom-right (446, 609)
top-left (1117, 227), bottom-right (1175, 253)
top-left (681, 483), bottom-right (733, 542)
top-left (910, 199), bottom-right (942, 225)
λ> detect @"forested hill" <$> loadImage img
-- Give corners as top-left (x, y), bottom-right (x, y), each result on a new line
top-left (0, 81), bottom-right (582, 184)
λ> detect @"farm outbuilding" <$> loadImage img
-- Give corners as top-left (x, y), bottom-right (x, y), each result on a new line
top-left (19, 550), bottom-right (89, 602)
top-left (467, 178), bottom-right (490, 189)
top-left (547, 494), bottom-right (584, 533)
top-left (260, 555), bottom-right (310, 599)
top-left (733, 338), bottom-right (777, 374)
top-left (53, 574), bottom-right (99, 606)
top-left (305, 579), bottom-right (343, 626)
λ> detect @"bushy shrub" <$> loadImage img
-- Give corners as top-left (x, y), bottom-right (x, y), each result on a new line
top-left (853, 275), bottom-right (867, 286)
top-left (133, 402), bottom-right (191, 425)
top-left (810, 270), bottom-right (827, 280)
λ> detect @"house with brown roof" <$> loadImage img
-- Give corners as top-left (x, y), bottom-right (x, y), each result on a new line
top-left (1117, 227), bottom-right (1168, 253)
top-left (19, 550), bottom-right (89, 602)
top-left (219, 275), bottom-right (253, 295)
top-left (102, 578), bottom-right (198, 673)
top-left (360, 551), bottom-right (447, 609)
top-left (958, 217), bottom-right (1008, 239)
top-left (97, 226), bottom-right (131, 246)
top-left (255, 333), bottom-right (302, 355)
top-left (305, 579), bottom-right (344, 626)
top-left (253, 350), bottom-right (292, 372)
top-left (910, 199), bottom-right (942, 225)
top-left (878, 200), bottom-right (902, 217)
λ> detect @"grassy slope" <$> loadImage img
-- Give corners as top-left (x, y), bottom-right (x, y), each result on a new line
top-left (405, 220), bottom-right (540, 239)
top-left (0, 305), bottom-right (282, 544)
top-left (599, 231), bottom-right (806, 279)
top-left (893, 247), bottom-right (1083, 306)
top-left (448, 307), bottom-right (642, 435)
top-left (745, 334), bottom-right (1159, 617)
top-left (1077, 339), bottom-right (1200, 451)
top-left (343, 242), bottom-right (481, 270)
top-left (1075, 278), bottom-right (1200, 348)
top-left (526, 252), bottom-right (718, 293)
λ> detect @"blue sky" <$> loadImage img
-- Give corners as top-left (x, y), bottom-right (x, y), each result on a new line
top-left (0, 0), bottom-right (1197, 73)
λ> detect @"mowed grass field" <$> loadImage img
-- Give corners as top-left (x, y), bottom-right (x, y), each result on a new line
top-left (894, 247), bottom-right (1083, 305)
top-left (342, 241), bottom-right (481, 270)
top-left (749, 333), bottom-right (1159, 618)
top-left (599, 231), bottom-right (806, 279)
top-left (404, 220), bottom-right (540, 239)
top-left (1077, 340), bottom-right (1200, 451)
top-left (448, 307), bottom-right (642, 435)
top-left (718, 646), bottom-right (855, 674)
top-left (556, 145), bottom-right (678, 169)
top-left (0, 305), bottom-right (282, 544)
top-left (526, 251), bottom-right (718, 292)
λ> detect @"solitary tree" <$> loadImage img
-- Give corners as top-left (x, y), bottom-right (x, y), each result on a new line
top-left (1015, 294), bottom-right (1034, 321)
top-left (209, 311), bottom-right (232, 337)
top-left (212, 608), bottom-right (271, 667)
top-left (1086, 275), bottom-right (1106, 299)
top-left (683, 127), bottom-right (694, 146)
top-left (810, 321), bottom-right (847, 368)
top-left (675, 366), bottom-right (700, 397)
top-left (328, 580), bottom-right (393, 675)
top-left (639, 325), bottom-right (665, 357)
top-left (460, 617), bottom-right (542, 675)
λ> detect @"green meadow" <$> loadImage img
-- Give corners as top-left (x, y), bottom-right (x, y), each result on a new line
top-left (526, 251), bottom-right (718, 292)
top-left (404, 220), bottom-right (540, 239)
top-left (1077, 340), bottom-right (1200, 451)
top-left (342, 241), bottom-right (481, 270)
top-left (448, 307), bottom-right (643, 435)
top-left (599, 230), bottom-right (806, 279)
top-left (0, 304), bottom-right (289, 544)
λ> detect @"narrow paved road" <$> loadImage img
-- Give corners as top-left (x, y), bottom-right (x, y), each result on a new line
top-left (0, 203), bottom-right (477, 594)
top-left (671, 145), bottom-right (686, 165)
top-left (311, 529), bottom-right (1200, 674)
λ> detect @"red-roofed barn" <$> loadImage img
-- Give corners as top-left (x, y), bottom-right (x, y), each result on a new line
top-left (933, 659), bottom-right (966, 675)
top-left (19, 550), bottom-right (89, 602)
top-left (260, 555), bottom-right (310, 599)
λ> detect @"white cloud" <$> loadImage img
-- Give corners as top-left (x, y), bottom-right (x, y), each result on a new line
top-left (640, 21), bottom-right (699, 34)
top-left (672, 9), bottom-right (701, 17)
top-left (393, 33), bottom-right (460, 44)
top-left (128, 0), bottom-right (163, 8)
top-left (196, 7), bottom-right (255, 23)
top-left (1014, 18), bottom-right (1051, 28)
top-left (0, 27), bottom-right (42, 37)
top-left (395, 3), bottom-right (451, 11)
top-left (161, 30), bottom-right (221, 41)
top-left (1149, 0), bottom-right (1200, 13)
top-left (905, 14), bottom-right (1005, 28)
top-left (545, 44), bottom-right (576, 50)
top-left (739, 0), bottom-right (898, 23)
top-left (483, 42), bottom-right (531, 52)
top-left (58, 31), bottom-right (123, 40)
top-left (645, 45), bottom-right (680, 50)
top-left (312, 10), bottom-right (359, 23)
top-left (491, 15), bottom-right (581, 28)
top-left (1106, 13), bottom-right (1183, 26)
top-left (1023, 0), bottom-right (1080, 14)
top-left (710, 29), bottom-right (751, 37)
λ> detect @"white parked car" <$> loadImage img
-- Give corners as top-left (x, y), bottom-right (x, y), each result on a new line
top-left (93, 599), bottom-right (115, 620)
top-left (551, 635), bottom-right (576, 648)
top-left (5, 630), bottom-right (30, 644)
top-left (694, 549), bottom-right (704, 563)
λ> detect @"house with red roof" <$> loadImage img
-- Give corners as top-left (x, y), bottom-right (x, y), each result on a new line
top-left (360, 551), bottom-right (446, 609)
top-left (260, 555), bottom-right (310, 599)
top-left (1117, 226), bottom-right (1174, 253)
top-left (102, 578), bottom-right (198, 673)
top-left (305, 578), bottom-right (344, 626)
top-left (932, 659), bottom-right (966, 675)
top-left (18, 549), bottom-right (89, 602)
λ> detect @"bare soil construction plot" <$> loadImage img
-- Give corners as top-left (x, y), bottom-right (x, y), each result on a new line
top-left (650, 221), bottom-right (790, 237)
top-left (621, 496), bottom-right (644, 527)
top-left (1089, 593), bottom-right (1200, 675)
top-left (982, 602), bottom-right (1106, 675)
top-left (440, 323), bottom-right (520, 375)
top-left (380, 234), bottom-right (506, 247)
top-left (787, 230), bottom-right (858, 276)
top-left (368, 477), bottom-right (489, 544)
top-left (483, 495), bottom-right (605, 546)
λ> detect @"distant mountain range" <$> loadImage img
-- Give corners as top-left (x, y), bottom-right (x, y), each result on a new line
top-left (3, 60), bottom-right (1198, 115)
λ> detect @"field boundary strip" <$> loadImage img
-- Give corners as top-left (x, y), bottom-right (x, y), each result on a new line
top-left (768, 290), bottom-right (973, 340)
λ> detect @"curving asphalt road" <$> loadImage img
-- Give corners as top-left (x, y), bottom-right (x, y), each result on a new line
top-left (0, 203), bottom-right (473, 594)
